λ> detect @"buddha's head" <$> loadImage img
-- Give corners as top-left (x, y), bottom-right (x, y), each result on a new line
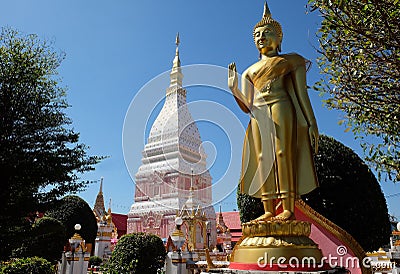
top-left (253, 2), bottom-right (283, 54)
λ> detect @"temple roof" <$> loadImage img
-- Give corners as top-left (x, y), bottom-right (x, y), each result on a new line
top-left (218, 211), bottom-right (241, 231)
top-left (111, 213), bottom-right (128, 238)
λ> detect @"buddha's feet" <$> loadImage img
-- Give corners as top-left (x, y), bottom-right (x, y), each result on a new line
top-left (251, 212), bottom-right (274, 223)
top-left (271, 210), bottom-right (293, 221)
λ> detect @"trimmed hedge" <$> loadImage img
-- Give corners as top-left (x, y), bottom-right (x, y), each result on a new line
top-left (46, 195), bottom-right (97, 246)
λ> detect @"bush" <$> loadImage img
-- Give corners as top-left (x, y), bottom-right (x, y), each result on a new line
top-left (89, 256), bottom-right (102, 267)
top-left (237, 135), bottom-right (391, 251)
top-left (46, 195), bottom-right (97, 247)
top-left (0, 257), bottom-right (53, 274)
top-left (11, 217), bottom-right (66, 263)
top-left (103, 233), bottom-right (166, 274)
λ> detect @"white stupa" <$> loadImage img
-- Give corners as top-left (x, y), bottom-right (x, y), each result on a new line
top-left (127, 34), bottom-right (216, 246)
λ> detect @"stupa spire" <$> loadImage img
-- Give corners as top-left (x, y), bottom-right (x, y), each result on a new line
top-left (99, 177), bottom-right (103, 193)
top-left (169, 32), bottom-right (183, 88)
top-left (93, 177), bottom-right (106, 217)
top-left (175, 32), bottom-right (180, 51)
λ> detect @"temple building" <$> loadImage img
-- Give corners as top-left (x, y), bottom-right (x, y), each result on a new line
top-left (217, 211), bottom-right (242, 247)
top-left (127, 34), bottom-right (216, 245)
top-left (215, 206), bottom-right (232, 252)
top-left (177, 182), bottom-right (210, 251)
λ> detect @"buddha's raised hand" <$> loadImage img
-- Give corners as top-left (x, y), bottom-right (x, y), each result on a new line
top-left (228, 62), bottom-right (238, 92)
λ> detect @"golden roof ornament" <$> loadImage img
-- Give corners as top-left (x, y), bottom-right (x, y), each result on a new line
top-left (106, 198), bottom-right (113, 224)
top-left (174, 32), bottom-right (180, 60)
top-left (171, 32), bottom-right (183, 82)
top-left (253, 1), bottom-right (283, 50)
top-left (175, 32), bottom-right (180, 48)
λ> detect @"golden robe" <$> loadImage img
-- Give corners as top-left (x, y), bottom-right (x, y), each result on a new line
top-left (239, 53), bottom-right (318, 199)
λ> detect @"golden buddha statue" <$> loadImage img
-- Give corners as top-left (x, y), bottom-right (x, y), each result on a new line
top-left (228, 2), bottom-right (319, 222)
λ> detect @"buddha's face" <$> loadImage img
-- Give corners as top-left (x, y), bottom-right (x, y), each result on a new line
top-left (254, 24), bottom-right (280, 55)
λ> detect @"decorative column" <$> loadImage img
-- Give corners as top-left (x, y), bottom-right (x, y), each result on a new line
top-left (59, 224), bottom-right (90, 274)
top-left (94, 214), bottom-right (114, 259)
top-left (165, 217), bottom-right (198, 274)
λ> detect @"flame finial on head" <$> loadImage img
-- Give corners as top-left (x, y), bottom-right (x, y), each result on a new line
top-left (263, 2), bottom-right (271, 18)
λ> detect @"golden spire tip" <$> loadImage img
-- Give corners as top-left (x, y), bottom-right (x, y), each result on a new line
top-left (99, 177), bottom-right (104, 193)
top-left (175, 32), bottom-right (180, 47)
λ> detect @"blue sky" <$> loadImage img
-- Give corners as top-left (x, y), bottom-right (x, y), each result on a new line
top-left (1, 1), bottom-right (399, 218)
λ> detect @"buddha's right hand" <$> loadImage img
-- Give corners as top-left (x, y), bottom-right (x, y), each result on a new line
top-left (228, 62), bottom-right (238, 92)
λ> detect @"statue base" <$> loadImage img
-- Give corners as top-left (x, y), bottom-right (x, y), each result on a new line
top-left (230, 220), bottom-right (325, 271)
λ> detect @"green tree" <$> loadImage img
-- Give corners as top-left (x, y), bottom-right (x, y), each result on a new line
top-left (103, 233), bottom-right (166, 274)
top-left (0, 27), bottom-right (101, 259)
top-left (307, 0), bottom-right (400, 181)
top-left (237, 135), bottom-right (391, 251)
top-left (46, 195), bottom-right (98, 247)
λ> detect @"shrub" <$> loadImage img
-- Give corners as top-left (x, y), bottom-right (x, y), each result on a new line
top-left (11, 217), bottom-right (66, 263)
top-left (89, 256), bottom-right (102, 267)
top-left (0, 257), bottom-right (53, 274)
top-left (103, 233), bottom-right (166, 274)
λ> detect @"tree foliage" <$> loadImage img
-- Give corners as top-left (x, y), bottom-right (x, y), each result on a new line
top-left (0, 27), bottom-right (101, 259)
top-left (103, 233), bottom-right (166, 274)
top-left (12, 217), bottom-right (66, 263)
top-left (0, 257), bottom-right (54, 274)
top-left (237, 135), bottom-right (391, 252)
top-left (89, 256), bottom-right (103, 267)
top-left (237, 190), bottom-right (264, 224)
top-left (303, 135), bottom-right (391, 251)
top-left (46, 195), bottom-right (98, 246)
top-left (307, 0), bottom-right (400, 181)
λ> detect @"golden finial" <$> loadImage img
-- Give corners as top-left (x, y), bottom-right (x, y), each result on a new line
top-left (175, 32), bottom-right (180, 57)
top-left (263, 2), bottom-right (271, 18)
top-left (106, 198), bottom-right (113, 224)
top-left (190, 168), bottom-right (195, 191)
top-left (108, 198), bottom-right (112, 214)
top-left (175, 32), bottom-right (180, 47)
top-left (170, 32), bottom-right (182, 87)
